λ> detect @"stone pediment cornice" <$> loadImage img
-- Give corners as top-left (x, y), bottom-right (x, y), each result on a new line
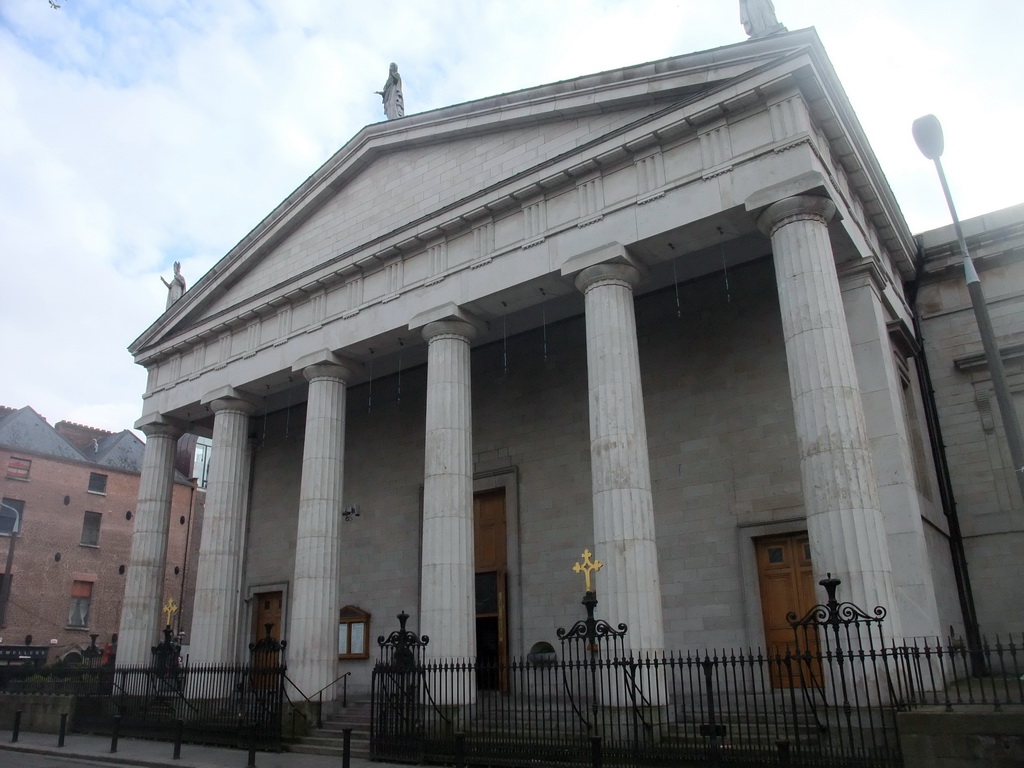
top-left (131, 28), bottom-right (915, 368)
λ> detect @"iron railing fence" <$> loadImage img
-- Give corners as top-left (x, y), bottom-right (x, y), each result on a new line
top-left (68, 661), bottom-right (286, 751)
top-left (372, 648), bottom-right (904, 768)
top-left (370, 634), bottom-right (1024, 768)
top-left (899, 632), bottom-right (1024, 710)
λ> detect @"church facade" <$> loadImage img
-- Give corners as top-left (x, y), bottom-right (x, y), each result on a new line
top-left (121, 28), bottom-right (1015, 702)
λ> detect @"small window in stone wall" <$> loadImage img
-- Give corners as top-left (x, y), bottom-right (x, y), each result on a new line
top-left (338, 605), bottom-right (370, 659)
top-left (68, 581), bottom-right (93, 628)
top-left (81, 511), bottom-right (102, 546)
top-left (88, 473), bottom-right (107, 494)
top-left (6, 457), bottom-right (31, 480)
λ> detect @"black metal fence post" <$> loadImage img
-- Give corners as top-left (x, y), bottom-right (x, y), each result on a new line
top-left (776, 739), bottom-right (791, 768)
top-left (10, 710), bottom-right (21, 743)
top-left (455, 731), bottom-right (466, 768)
top-left (342, 727), bottom-right (352, 768)
top-left (173, 718), bottom-right (183, 759)
top-left (590, 735), bottom-right (603, 768)
top-left (110, 714), bottom-right (121, 753)
top-left (247, 724), bottom-right (257, 768)
top-left (57, 713), bottom-right (67, 747)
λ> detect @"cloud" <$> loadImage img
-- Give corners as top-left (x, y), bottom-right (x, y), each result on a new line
top-left (0, 0), bottom-right (1022, 434)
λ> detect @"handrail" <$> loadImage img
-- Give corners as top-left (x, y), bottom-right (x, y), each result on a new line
top-left (284, 671), bottom-right (351, 728)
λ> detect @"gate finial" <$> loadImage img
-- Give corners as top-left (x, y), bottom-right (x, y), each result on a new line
top-left (572, 549), bottom-right (603, 593)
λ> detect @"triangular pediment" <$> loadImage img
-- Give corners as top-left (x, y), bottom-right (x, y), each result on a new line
top-left (131, 33), bottom-right (819, 359)
top-left (133, 26), bottom-right (916, 376)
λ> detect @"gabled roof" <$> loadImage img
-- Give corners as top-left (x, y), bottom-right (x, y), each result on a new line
top-left (1, 407), bottom-right (147, 474)
top-left (88, 430), bottom-right (145, 472)
top-left (130, 27), bottom-right (915, 363)
top-left (0, 407), bottom-right (85, 462)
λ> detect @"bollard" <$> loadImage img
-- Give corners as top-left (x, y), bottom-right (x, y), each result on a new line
top-left (247, 724), bottom-right (257, 768)
top-left (590, 735), bottom-right (602, 768)
top-left (11, 710), bottom-right (21, 743)
top-left (58, 713), bottom-right (68, 747)
top-left (454, 731), bottom-right (466, 768)
top-left (110, 714), bottom-right (121, 753)
top-left (173, 718), bottom-right (183, 759)
top-left (342, 727), bottom-right (352, 768)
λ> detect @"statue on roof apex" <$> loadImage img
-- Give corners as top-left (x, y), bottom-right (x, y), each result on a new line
top-left (161, 261), bottom-right (185, 309)
top-left (375, 62), bottom-right (405, 120)
top-left (740, 0), bottom-right (787, 39)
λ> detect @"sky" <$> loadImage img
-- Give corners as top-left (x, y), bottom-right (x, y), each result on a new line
top-left (1, 0), bottom-right (1022, 436)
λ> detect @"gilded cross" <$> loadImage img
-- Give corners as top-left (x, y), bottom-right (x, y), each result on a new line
top-left (572, 549), bottom-right (603, 593)
top-left (162, 597), bottom-right (179, 627)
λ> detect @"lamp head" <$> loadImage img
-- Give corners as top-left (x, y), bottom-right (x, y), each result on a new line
top-left (913, 114), bottom-right (945, 160)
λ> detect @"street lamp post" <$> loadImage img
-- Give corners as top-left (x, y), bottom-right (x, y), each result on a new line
top-left (913, 114), bottom-right (1024, 508)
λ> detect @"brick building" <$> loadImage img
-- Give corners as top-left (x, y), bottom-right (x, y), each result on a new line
top-left (0, 406), bottom-right (196, 664)
top-left (118, 24), bottom-right (1022, 706)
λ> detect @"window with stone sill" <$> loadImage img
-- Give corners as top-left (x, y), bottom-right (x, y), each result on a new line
top-left (6, 457), bottom-right (30, 480)
top-left (338, 605), bottom-right (370, 659)
top-left (81, 511), bottom-right (101, 547)
top-left (88, 472), bottom-right (107, 495)
top-left (68, 580), bottom-right (92, 628)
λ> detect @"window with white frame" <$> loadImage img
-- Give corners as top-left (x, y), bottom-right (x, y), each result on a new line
top-left (68, 581), bottom-right (93, 628)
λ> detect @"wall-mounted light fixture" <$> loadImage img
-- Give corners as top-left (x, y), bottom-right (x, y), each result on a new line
top-left (342, 505), bottom-right (361, 522)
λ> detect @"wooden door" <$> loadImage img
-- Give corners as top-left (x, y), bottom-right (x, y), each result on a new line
top-left (474, 489), bottom-right (508, 691)
top-left (755, 533), bottom-right (820, 688)
top-left (252, 590), bottom-right (283, 644)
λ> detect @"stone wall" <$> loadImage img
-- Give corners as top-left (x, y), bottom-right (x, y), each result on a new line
top-left (899, 707), bottom-right (1024, 768)
top-left (0, 694), bottom-right (75, 733)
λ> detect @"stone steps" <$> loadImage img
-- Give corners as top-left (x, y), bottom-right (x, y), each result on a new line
top-left (284, 701), bottom-right (372, 758)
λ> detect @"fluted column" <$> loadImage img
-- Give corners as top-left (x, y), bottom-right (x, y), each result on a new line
top-left (758, 195), bottom-right (900, 633)
top-left (575, 262), bottom-right (665, 656)
top-left (287, 360), bottom-right (355, 697)
top-left (420, 319), bottom-right (477, 662)
top-left (190, 397), bottom-right (256, 663)
top-left (119, 422), bottom-right (182, 666)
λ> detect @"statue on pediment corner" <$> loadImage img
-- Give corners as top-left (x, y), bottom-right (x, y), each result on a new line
top-left (740, 0), bottom-right (787, 39)
top-left (376, 62), bottom-right (405, 120)
top-left (161, 261), bottom-right (185, 309)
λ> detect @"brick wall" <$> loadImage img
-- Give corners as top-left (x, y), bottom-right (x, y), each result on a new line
top-left (0, 450), bottom-right (193, 662)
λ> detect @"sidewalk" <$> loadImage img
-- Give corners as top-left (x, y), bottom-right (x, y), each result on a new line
top-left (0, 728), bottom-right (412, 768)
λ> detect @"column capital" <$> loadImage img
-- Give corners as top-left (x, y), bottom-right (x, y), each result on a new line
top-left (138, 421), bottom-right (184, 440)
top-left (574, 262), bottom-right (641, 294)
top-left (201, 386), bottom-right (260, 415)
top-left (209, 397), bottom-right (258, 416)
top-left (422, 319), bottom-right (479, 343)
top-left (410, 302), bottom-right (486, 341)
top-left (292, 349), bottom-right (360, 383)
top-left (135, 417), bottom-right (185, 442)
top-left (757, 195), bottom-right (837, 238)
